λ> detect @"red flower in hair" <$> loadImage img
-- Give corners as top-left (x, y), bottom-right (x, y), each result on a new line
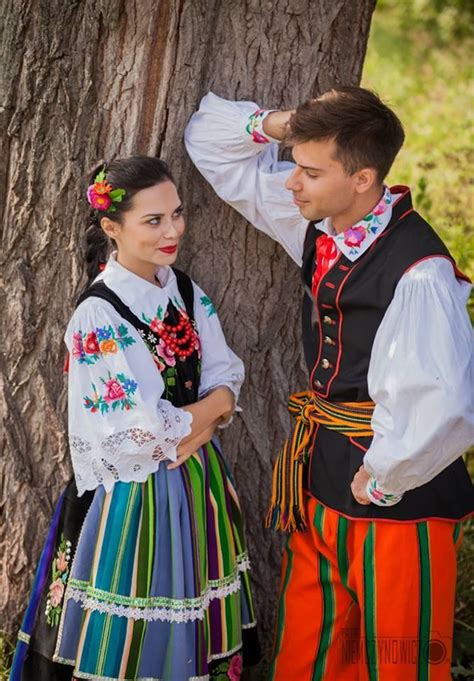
top-left (87, 168), bottom-right (126, 213)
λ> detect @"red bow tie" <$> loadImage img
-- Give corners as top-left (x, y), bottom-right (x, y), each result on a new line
top-left (311, 234), bottom-right (338, 298)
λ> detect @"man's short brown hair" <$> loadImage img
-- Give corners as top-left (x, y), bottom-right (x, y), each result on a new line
top-left (286, 86), bottom-right (405, 182)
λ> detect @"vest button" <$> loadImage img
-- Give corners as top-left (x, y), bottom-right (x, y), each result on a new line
top-left (324, 336), bottom-right (335, 345)
top-left (323, 315), bottom-right (335, 325)
top-left (314, 379), bottom-right (323, 389)
top-left (321, 358), bottom-right (331, 369)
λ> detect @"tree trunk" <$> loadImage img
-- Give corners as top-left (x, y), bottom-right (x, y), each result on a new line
top-left (1, 0), bottom-right (376, 673)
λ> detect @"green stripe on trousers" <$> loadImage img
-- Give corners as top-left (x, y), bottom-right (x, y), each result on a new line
top-left (363, 523), bottom-right (378, 681)
top-left (417, 522), bottom-right (431, 681)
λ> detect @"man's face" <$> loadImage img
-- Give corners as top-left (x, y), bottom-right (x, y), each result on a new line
top-left (285, 138), bottom-right (359, 222)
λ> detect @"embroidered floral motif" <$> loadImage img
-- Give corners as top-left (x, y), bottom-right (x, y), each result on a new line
top-left (83, 372), bottom-right (138, 414)
top-left (343, 225), bottom-right (366, 248)
top-left (366, 476), bottom-right (403, 506)
top-left (245, 109), bottom-right (270, 144)
top-left (200, 295), bottom-right (217, 317)
top-left (157, 339), bottom-right (177, 367)
top-left (45, 534), bottom-right (72, 626)
top-left (211, 653), bottom-right (243, 680)
top-left (72, 323), bottom-right (136, 365)
top-left (334, 186), bottom-right (393, 257)
top-left (142, 304), bottom-right (165, 328)
top-left (228, 654), bottom-right (243, 680)
top-left (140, 302), bottom-right (202, 398)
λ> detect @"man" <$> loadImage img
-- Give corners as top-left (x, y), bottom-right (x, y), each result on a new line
top-left (185, 87), bottom-right (473, 680)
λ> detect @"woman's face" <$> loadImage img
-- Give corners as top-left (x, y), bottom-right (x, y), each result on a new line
top-left (103, 181), bottom-right (185, 269)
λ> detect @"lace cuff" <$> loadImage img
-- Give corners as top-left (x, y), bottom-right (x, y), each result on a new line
top-left (70, 404), bottom-right (192, 495)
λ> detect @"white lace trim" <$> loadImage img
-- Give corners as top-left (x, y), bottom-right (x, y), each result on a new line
top-left (70, 404), bottom-right (192, 496)
top-left (65, 557), bottom-right (251, 624)
top-left (71, 671), bottom-right (210, 681)
top-left (17, 630), bottom-right (31, 644)
top-left (67, 577), bottom-right (240, 623)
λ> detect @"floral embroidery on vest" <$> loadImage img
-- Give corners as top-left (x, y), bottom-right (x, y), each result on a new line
top-left (83, 372), bottom-right (138, 414)
top-left (72, 323), bottom-right (136, 365)
top-left (45, 534), bottom-right (72, 626)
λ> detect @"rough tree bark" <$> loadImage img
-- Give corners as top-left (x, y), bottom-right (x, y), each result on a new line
top-left (1, 0), bottom-right (376, 673)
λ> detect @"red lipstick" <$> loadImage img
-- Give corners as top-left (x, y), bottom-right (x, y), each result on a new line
top-left (159, 245), bottom-right (178, 254)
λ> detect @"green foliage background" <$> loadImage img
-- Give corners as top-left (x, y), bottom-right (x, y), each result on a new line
top-left (363, 0), bottom-right (474, 286)
top-left (363, 1), bottom-right (473, 677)
top-left (1, 1), bottom-right (472, 678)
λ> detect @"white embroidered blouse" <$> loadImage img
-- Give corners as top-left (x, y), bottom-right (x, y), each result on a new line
top-left (65, 254), bottom-right (244, 496)
top-left (184, 92), bottom-right (474, 505)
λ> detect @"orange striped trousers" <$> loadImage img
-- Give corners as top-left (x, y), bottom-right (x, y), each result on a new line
top-left (269, 496), bottom-right (463, 681)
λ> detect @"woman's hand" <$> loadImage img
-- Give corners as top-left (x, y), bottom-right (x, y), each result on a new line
top-left (167, 387), bottom-right (236, 470)
top-left (168, 420), bottom-right (219, 470)
top-left (181, 386), bottom-right (235, 440)
top-left (350, 465), bottom-right (371, 505)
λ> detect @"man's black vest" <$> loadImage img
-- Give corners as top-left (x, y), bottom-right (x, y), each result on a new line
top-left (301, 187), bottom-right (473, 520)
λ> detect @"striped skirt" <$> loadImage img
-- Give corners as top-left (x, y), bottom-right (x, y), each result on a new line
top-left (14, 439), bottom-right (258, 681)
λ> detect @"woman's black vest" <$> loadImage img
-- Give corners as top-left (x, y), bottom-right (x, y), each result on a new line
top-left (301, 187), bottom-right (473, 521)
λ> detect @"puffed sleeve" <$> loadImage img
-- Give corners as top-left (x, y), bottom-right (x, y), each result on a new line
top-left (184, 91), bottom-right (307, 266)
top-left (193, 282), bottom-right (244, 406)
top-left (65, 298), bottom-right (193, 496)
top-left (363, 257), bottom-right (474, 501)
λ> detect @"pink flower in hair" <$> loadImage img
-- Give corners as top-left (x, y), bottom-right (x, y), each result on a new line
top-left (88, 189), bottom-right (112, 211)
top-left (86, 168), bottom-right (126, 213)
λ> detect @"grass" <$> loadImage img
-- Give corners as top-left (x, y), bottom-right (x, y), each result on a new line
top-left (0, 633), bottom-right (13, 681)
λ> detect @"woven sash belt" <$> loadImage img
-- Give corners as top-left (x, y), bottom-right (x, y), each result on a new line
top-left (266, 391), bottom-right (375, 532)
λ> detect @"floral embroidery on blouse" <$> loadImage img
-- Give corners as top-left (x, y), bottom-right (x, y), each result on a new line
top-left (200, 295), bottom-right (217, 317)
top-left (45, 534), bottom-right (72, 626)
top-left (83, 372), bottom-right (138, 414)
top-left (141, 297), bottom-right (186, 328)
top-left (366, 476), bottom-right (403, 506)
top-left (334, 186), bottom-right (393, 257)
top-left (72, 324), bottom-right (136, 365)
top-left (245, 109), bottom-right (270, 144)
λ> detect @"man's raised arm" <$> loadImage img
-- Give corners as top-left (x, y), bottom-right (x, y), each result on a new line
top-left (184, 92), bottom-right (307, 266)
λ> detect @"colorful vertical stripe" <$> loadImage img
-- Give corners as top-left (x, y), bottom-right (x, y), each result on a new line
top-left (311, 553), bottom-right (335, 680)
top-left (270, 497), bottom-right (459, 681)
top-left (417, 523), bottom-right (431, 681)
top-left (363, 523), bottom-right (378, 681)
top-left (51, 440), bottom-right (256, 680)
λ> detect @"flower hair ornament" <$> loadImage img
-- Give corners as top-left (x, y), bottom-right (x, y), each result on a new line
top-left (87, 167), bottom-right (126, 212)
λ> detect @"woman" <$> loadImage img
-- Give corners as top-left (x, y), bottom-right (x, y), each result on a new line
top-left (11, 156), bottom-right (259, 681)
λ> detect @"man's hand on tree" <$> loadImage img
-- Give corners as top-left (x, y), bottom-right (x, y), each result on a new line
top-left (262, 109), bottom-right (295, 141)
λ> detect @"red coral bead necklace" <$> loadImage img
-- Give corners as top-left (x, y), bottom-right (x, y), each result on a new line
top-left (156, 312), bottom-right (197, 360)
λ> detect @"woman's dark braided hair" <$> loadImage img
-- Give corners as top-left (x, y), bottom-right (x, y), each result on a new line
top-left (85, 156), bottom-right (174, 286)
